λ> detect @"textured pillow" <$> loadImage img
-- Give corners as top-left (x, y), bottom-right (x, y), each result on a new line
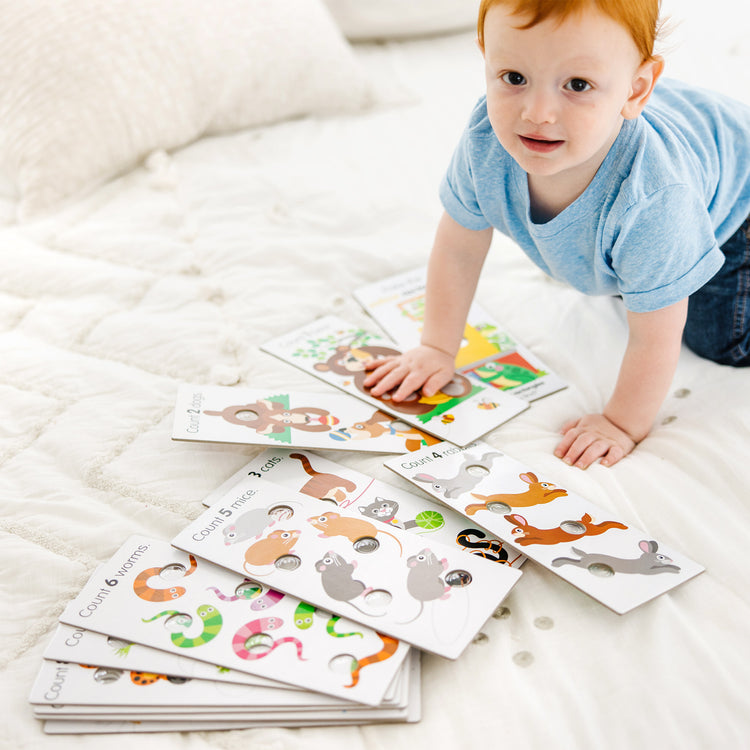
top-left (0, 0), bottom-right (373, 218)
top-left (323, 0), bottom-right (476, 41)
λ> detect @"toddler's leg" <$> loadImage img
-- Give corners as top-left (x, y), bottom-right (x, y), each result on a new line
top-left (684, 215), bottom-right (750, 366)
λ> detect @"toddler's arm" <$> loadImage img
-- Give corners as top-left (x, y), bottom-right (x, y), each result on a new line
top-left (364, 212), bottom-right (493, 400)
top-left (555, 299), bottom-right (688, 469)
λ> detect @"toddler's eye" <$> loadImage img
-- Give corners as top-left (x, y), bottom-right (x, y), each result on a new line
top-left (501, 71), bottom-right (526, 86)
top-left (565, 78), bottom-right (591, 93)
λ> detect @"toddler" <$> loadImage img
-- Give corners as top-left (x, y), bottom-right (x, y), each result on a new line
top-left (365, 0), bottom-right (750, 469)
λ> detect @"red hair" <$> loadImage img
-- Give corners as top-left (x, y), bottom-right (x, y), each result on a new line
top-left (477, 0), bottom-right (662, 62)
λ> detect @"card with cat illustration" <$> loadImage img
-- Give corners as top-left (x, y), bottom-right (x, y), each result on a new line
top-left (172, 476), bottom-right (522, 659)
top-left (260, 315), bottom-right (528, 447)
top-left (385, 440), bottom-right (704, 614)
top-left (353, 266), bottom-right (566, 402)
top-left (172, 385), bottom-right (438, 454)
top-left (203, 448), bottom-right (526, 570)
top-left (58, 536), bottom-right (409, 706)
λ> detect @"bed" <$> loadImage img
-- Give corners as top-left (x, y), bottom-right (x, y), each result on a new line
top-left (2, 0), bottom-right (749, 747)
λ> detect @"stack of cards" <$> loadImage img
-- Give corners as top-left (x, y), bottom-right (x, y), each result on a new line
top-left (29, 536), bottom-right (421, 734)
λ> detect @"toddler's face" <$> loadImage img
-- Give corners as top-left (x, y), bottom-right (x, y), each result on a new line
top-left (481, 4), bottom-right (646, 187)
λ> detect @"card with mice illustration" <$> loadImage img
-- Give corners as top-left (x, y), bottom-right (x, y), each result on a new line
top-left (385, 441), bottom-right (704, 614)
top-left (172, 385), bottom-right (439, 454)
top-left (353, 266), bottom-right (567, 402)
top-left (203, 448), bottom-right (526, 570)
top-left (58, 536), bottom-right (409, 706)
top-left (260, 315), bottom-right (528, 447)
top-left (172, 477), bottom-right (522, 659)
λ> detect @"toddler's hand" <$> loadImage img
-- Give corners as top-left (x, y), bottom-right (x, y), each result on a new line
top-left (554, 413), bottom-right (637, 469)
top-left (363, 345), bottom-right (456, 402)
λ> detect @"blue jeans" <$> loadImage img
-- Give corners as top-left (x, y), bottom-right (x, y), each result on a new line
top-left (683, 214), bottom-right (750, 366)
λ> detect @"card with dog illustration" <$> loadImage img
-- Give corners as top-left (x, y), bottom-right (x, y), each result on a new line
top-left (58, 536), bottom-right (409, 706)
top-left (385, 441), bottom-right (704, 614)
top-left (172, 385), bottom-right (439, 454)
top-left (202, 448), bottom-right (526, 570)
top-left (353, 266), bottom-right (566, 402)
top-left (260, 315), bottom-right (528, 447)
top-left (172, 477), bottom-right (522, 659)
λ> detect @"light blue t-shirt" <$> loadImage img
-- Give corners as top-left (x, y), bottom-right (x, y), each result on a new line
top-left (440, 78), bottom-right (750, 312)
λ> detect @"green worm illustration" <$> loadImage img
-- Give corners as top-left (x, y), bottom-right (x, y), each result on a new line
top-left (142, 603), bottom-right (223, 648)
top-left (293, 601), bottom-right (362, 638)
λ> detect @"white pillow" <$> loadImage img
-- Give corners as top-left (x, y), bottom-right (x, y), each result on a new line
top-left (0, 0), bottom-right (373, 219)
top-left (323, 0), bottom-right (477, 41)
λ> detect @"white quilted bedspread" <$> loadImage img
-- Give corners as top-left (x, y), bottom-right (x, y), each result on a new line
top-left (2, 2), bottom-right (750, 748)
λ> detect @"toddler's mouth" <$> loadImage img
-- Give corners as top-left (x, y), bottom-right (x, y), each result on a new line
top-left (519, 135), bottom-right (564, 153)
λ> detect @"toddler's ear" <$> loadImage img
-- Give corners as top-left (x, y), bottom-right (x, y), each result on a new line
top-left (622, 56), bottom-right (664, 119)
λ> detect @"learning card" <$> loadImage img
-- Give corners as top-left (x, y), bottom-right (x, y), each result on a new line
top-left (172, 384), bottom-right (438, 454)
top-left (385, 441), bottom-right (705, 614)
top-left (39, 654), bottom-right (421, 733)
top-left (44, 624), bottom-right (294, 690)
top-left (30, 655), bottom-right (414, 721)
top-left (260, 314), bottom-right (528, 447)
top-left (172, 476), bottom-right (522, 659)
top-left (203, 448), bottom-right (526, 570)
top-left (353, 266), bottom-right (567, 402)
top-left (58, 536), bottom-right (409, 706)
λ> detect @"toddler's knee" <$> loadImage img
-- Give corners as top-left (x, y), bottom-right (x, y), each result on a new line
top-left (683, 323), bottom-right (750, 366)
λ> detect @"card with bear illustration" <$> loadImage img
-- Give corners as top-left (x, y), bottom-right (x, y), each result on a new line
top-left (260, 315), bottom-right (528, 447)
top-left (353, 266), bottom-right (567, 402)
top-left (171, 384), bottom-right (439, 454)
top-left (385, 441), bottom-right (704, 614)
top-left (58, 536), bottom-right (410, 706)
top-left (172, 477), bottom-right (521, 659)
top-left (202, 448), bottom-right (526, 571)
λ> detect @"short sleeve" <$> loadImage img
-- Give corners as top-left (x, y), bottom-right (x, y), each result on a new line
top-left (439, 129), bottom-right (493, 232)
top-left (610, 185), bottom-right (726, 312)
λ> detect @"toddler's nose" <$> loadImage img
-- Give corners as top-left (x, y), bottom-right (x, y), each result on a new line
top-left (521, 86), bottom-right (557, 125)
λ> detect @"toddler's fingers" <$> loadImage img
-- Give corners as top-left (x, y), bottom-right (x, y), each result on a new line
top-left (363, 355), bottom-right (394, 371)
top-left (391, 372), bottom-right (428, 402)
top-left (554, 427), bottom-right (580, 458)
top-left (422, 371), bottom-right (453, 398)
top-left (600, 443), bottom-right (628, 468)
top-left (559, 417), bottom-right (580, 435)
top-left (363, 359), bottom-right (399, 390)
top-left (572, 439), bottom-right (612, 470)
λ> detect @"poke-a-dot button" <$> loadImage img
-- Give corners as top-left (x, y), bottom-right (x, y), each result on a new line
top-left (674, 388), bottom-right (691, 398)
top-left (512, 650), bottom-right (534, 667)
top-left (534, 616), bottom-right (554, 630)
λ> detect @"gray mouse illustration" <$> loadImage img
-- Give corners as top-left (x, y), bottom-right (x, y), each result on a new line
top-left (222, 501), bottom-right (301, 546)
top-left (314, 551), bottom-right (384, 616)
top-left (412, 451), bottom-right (502, 499)
top-left (551, 540), bottom-right (681, 575)
top-left (399, 548), bottom-right (451, 624)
